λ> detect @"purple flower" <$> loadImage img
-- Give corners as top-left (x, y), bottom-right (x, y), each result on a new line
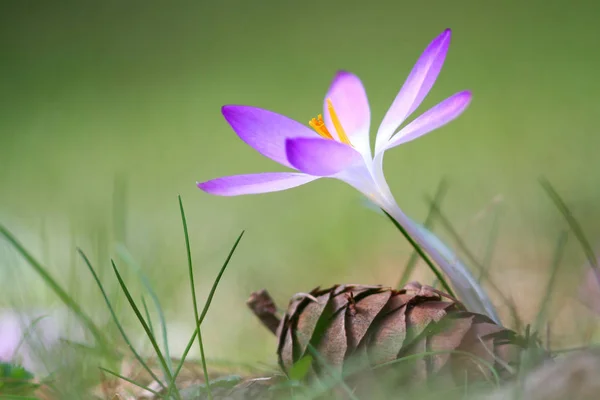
top-left (198, 29), bottom-right (470, 204)
top-left (198, 29), bottom-right (498, 322)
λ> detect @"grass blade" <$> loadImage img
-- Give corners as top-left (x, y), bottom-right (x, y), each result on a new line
top-left (110, 259), bottom-right (179, 398)
top-left (141, 295), bottom-right (155, 339)
top-left (11, 315), bottom-right (48, 362)
top-left (99, 366), bottom-right (160, 397)
top-left (0, 225), bottom-right (111, 353)
top-left (116, 246), bottom-right (173, 375)
top-left (77, 249), bottom-right (166, 391)
top-left (383, 210), bottom-right (455, 297)
top-left (178, 195), bottom-right (213, 400)
top-left (167, 231), bottom-right (244, 396)
top-left (534, 231), bottom-right (568, 332)
top-left (479, 205), bottom-right (502, 282)
top-left (305, 344), bottom-right (360, 400)
top-left (397, 179), bottom-right (448, 289)
top-left (540, 177), bottom-right (598, 269)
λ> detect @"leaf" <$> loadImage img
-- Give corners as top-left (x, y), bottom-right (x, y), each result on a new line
top-left (0, 362), bottom-right (38, 396)
top-left (287, 355), bottom-right (313, 381)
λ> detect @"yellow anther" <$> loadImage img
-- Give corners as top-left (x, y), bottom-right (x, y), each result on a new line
top-left (308, 114), bottom-right (334, 140)
top-left (326, 99), bottom-right (352, 145)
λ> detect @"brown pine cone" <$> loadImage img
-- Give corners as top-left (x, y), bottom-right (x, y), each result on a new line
top-left (248, 282), bottom-right (526, 387)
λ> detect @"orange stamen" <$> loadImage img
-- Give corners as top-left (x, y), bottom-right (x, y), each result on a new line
top-left (308, 114), bottom-right (334, 140)
top-left (326, 99), bottom-right (352, 145)
top-left (309, 100), bottom-right (353, 146)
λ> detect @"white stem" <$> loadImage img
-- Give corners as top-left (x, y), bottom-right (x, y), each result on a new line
top-left (382, 200), bottom-right (500, 323)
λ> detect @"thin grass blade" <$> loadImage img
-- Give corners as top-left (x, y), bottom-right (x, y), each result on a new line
top-left (99, 366), bottom-right (160, 397)
top-left (141, 295), bottom-right (154, 339)
top-left (77, 249), bottom-right (166, 391)
top-left (167, 231), bottom-right (244, 394)
top-left (540, 177), bottom-right (598, 269)
top-left (110, 259), bottom-right (179, 398)
top-left (534, 231), bottom-right (568, 332)
top-left (305, 344), bottom-right (360, 400)
top-left (479, 204), bottom-right (502, 282)
top-left (116, 246), bottom-right (174, 375)
top-left (179, 195), bottom-right (213, 400)
top-left (0, 225), bottom-right (111, 353)
top-left (11, 315), bottom-right (49, 361)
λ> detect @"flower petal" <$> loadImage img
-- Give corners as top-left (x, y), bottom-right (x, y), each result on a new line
top-left (323, 71), bottom-right (371, 157)
top-left (286, 138), bottom-right (363, 176)
top-left (197, 172), bottom-right (319, 196)
top-left (385, 91), bottom-right (472, 149)
top-left (376, 29), bottom-right (452, 153)
top-left (222, 105), bottom-right (319, 169)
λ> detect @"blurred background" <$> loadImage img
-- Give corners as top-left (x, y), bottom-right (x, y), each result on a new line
top-left (1, 0), bottom-right (600, 367)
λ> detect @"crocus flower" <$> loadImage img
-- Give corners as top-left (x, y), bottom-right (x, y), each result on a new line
top-left (198, 29), bottom-right (499, 322)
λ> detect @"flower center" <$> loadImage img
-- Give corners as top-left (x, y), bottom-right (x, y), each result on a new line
top-left (309, 99), bottom-right (352, 145)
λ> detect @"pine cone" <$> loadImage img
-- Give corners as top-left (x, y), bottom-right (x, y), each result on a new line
top-left (248, 282), bottom-right (525, 387)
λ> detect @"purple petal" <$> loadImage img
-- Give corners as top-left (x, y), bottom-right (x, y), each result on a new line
top-left (197, 172), bottom-right (319, 196)
top-left (376, 29), bottom-right (452, 151)
top-left (222, 105), bottom-right (319, 169)
top-left (323, 71), bottom-right (371, 156)
top-left (385, 91), bottom-right (472, 149)
top-left (286, 138), bottom-right (363, 176)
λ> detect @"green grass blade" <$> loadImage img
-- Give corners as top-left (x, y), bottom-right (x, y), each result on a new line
top-left (110, 259), bottom-right (179, 399)
top-left (167, 231), bottom-right (244, 396)
top-left (141, 295), bottom-right (155, 339)
top-left (99, 366), bottom-right (160, 397)
top-left (382, 210), bottom-right (455, 297)
top-left (0, 225), bottom-right (111, 353)
top-left (178, 195), bottom-right (213, 400)
top-left (397, 179), bottom-right (448, 289)
top-left (540, 177), bottom-right (598, 269)
top-left (11, 315), bottom-right (48, 362)
top-left (112, 174), bottom-right (128, 245)
top-left (116, 246), bottom-right (174, 375)
top-left (373, 349), bottom-right (500, 386)
top-left (534, 231), bottom-right (568, 333)
top-left (77, 249), bottom-right (167, 391)
top-left (479, 205), bottom-right (502, 282)
top-left (305, 344), bottom-right (359, 400)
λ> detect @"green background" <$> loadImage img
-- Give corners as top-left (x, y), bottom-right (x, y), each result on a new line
top-left (1, 1), bottom-right (599, 363)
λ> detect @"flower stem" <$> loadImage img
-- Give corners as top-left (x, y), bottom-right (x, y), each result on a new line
top-left (383, 202), bottom-right (499, 323)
